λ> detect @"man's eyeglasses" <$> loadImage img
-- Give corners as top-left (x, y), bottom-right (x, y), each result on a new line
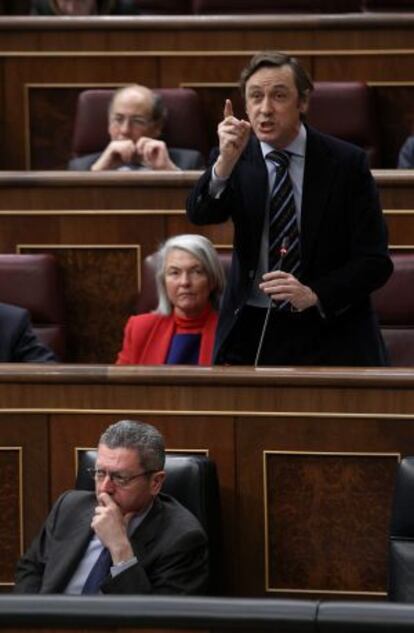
top-left (87, 467), bottom-right (156, 488)
top-left (110, 113), bottom-right (152, 128)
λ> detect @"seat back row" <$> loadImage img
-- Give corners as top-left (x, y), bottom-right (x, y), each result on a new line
top-left (71, 82), bottom-right (381, 167)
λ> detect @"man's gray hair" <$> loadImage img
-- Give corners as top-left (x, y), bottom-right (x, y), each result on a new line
top-left (154, 234), bottom-right (226, 315)
top-left (99, 419), bottom-right (165, 471)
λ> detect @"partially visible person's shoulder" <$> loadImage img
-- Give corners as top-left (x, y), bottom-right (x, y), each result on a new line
top-left (54, 489), bottom-right (96, 511)
top-left (0, 301), bottom-right (27, 322)
top-left (67, 152), bottom-right (101, 171)
top-left (169, 148), bottom-right (206, 171)
top-left (398, 135), bottom-right (414, 169)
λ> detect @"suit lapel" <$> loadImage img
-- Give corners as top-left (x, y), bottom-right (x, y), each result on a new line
top-left (300, 127), bottom-right (337, 272)
top-left (129, 496), bottom-right (164, 560)
top-left (42, 499), bottom-right (95, 593)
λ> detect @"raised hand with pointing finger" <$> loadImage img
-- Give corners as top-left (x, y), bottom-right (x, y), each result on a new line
top-left (214, 99), bottom-right (251, 179)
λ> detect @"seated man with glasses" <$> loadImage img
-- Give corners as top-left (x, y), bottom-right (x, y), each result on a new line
top-left (14, 419), bottom-right (208, 594)
top-left (68, 84), bottom-right (205, 171)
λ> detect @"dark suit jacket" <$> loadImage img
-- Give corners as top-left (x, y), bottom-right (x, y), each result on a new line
top-left (186, 127), bottom-right (393, 366)
top-left (68, 147), bottom-right (205, 171)
top-left (398, 136), bottom-right (414, 168)
top-left (0, 302), bottom-right (56, 362)
top-left (14, 490), bottom-right (208, 595)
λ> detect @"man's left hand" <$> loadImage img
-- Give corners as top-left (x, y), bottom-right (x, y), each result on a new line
top-left (260, 271), bottom-right (318, 311)
top-left (136, 137), bottom-right (179, 170)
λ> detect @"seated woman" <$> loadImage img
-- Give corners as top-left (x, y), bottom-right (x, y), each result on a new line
top-left (116, 234), bottom-right (225, 365)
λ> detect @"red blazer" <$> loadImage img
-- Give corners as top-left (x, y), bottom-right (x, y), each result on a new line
top-left (116, 310), bottom-right (218, 365)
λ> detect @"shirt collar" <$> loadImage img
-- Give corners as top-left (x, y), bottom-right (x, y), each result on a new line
top-left (260, 123), bottom-right (307, 160)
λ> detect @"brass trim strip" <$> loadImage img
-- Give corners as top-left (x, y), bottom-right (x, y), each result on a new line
top-left (185, 80), bottom-right (414, 88)
top-left (0, 210), bottom-right (187, 216)
top-left (0, 408), bottom-right (414, 419)
top-left (267, 588), bottom-right (387, 596)
top-left (3, 49), bottom-right (414, 58)
top-left (263, 450), bottom-right (401, 457)
top-left (27, 82), bottom-right (127, 88)
top-left (24, 83), bottom-right (30, 170)
top-left (16, 243), bottom-right (142, 250)
top-left (0, 209), bottom-right (411, 217)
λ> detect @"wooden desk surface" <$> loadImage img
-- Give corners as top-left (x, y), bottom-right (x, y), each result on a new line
top-left (0, 169), bottom-right (412, 210)
top-left (0, 14), bottom-right (413, 51)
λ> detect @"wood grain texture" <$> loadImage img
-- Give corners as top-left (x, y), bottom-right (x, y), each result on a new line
top-left (265, 452), bottom-right (397, 592)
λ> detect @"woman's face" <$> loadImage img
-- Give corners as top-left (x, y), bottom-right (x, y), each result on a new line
top-left (164, 248), bottom-right (213, 318)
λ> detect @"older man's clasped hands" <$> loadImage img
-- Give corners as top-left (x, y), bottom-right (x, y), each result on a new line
top-left (91, 136), bottom-right (178, 171)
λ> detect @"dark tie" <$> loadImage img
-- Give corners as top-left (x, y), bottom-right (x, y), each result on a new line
top-left (267, 150), bottom-right (301, 276)
top-left (81, 546), bottom-right (113, 594)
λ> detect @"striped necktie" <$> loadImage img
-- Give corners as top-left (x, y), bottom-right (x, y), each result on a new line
top-left (267, 150), bottom-right (301, 276)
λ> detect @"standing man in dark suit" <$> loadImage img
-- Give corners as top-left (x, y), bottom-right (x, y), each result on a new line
top-left (187, 51), bottom-right (393, 366)
top-left (14, 419), bottom-right (208, 594)
top-left (0, 302), bottom-right (56, 362)
top-left (68, 84), bottom-right (205, 172)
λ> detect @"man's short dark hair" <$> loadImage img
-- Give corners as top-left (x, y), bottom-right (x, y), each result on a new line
top-left (99, 419), bottom-right (165, 471)
top-left (239, 51), bottom-right (314, 102)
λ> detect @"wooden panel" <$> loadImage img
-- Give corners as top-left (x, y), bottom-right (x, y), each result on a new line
top-left (20, 245), bottom-right (141, 364)
top-left (312, 51), bottom-right (414, 82)
top-left (0, 448), bottom-right (21, 585)
top-left (235, 413), bottom-right (414, 597)
top-left (0, 413), bottom-right (48, 589)
top-left (0, 15), bottom-right (413, 52)
top-left (265, 452), bottom-right (397, 593)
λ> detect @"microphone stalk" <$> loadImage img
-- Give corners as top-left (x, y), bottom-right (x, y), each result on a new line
top-left (254, 237), bottom-right (290, 368)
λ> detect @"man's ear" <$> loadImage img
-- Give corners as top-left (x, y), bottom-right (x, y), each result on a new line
top-left (150, 470), bottom-right (166, 495)
top-left (299, 90), bottom-right (311, 116)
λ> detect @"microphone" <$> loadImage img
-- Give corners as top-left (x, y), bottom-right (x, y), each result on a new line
top-left (254, 236), bottom-right (290, 368)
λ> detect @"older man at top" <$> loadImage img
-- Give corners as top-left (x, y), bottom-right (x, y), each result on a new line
top-left (68, 84), bottom-right (205, 172)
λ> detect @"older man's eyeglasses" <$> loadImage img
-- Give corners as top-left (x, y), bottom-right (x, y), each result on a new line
top-left (110, 114), bottom-right (152, 128)
top-left (87, 467), bottom-right (156, 488)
